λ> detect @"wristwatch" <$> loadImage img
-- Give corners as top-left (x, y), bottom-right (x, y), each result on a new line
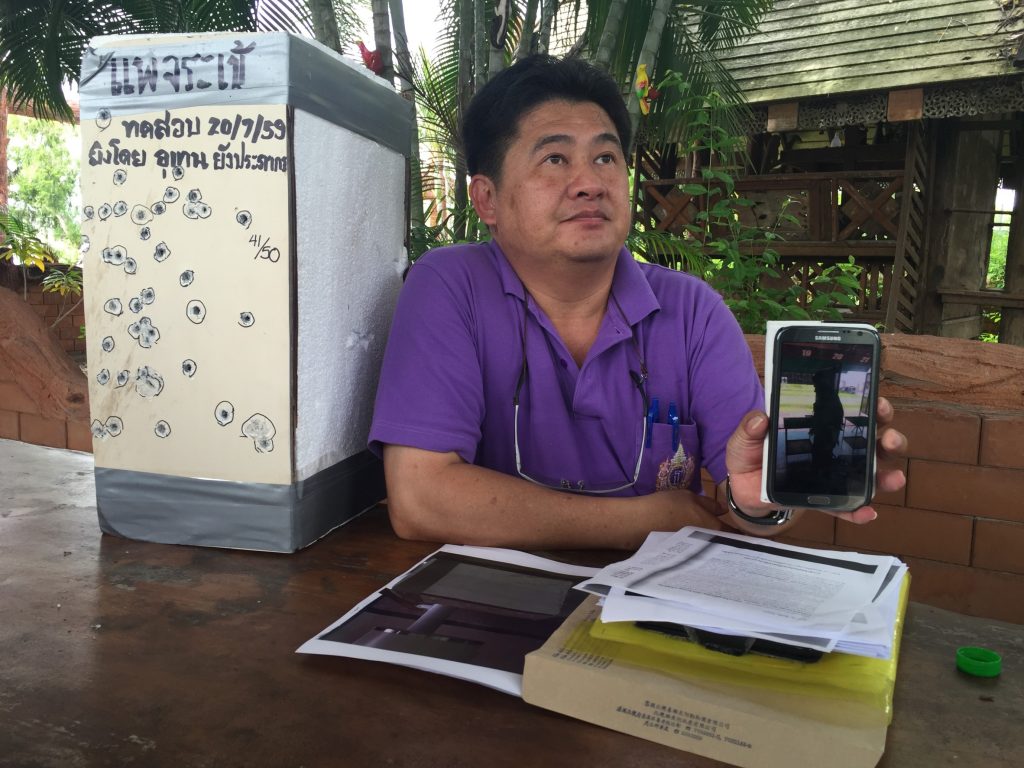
top-left (725, 476), bottom-right (794, 526)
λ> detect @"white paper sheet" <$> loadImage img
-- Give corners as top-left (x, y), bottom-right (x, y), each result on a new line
top-left (578, 527), bottom-right (905, 658)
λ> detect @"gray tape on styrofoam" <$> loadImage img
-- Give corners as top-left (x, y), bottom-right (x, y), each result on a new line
top-left (95, 450), bottom-right (385, 552)
top-left (80, 32), bottom-right (414, 156)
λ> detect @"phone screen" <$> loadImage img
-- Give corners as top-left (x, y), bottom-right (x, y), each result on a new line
top-left (767, 326), bottom-right (880, 511)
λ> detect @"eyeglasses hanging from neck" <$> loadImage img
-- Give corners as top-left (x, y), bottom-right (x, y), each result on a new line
top-left (512, 290), bottom-right (649, 494)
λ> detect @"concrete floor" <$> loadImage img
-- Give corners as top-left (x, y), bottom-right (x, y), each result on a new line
top-left (3, 438), bottom-right (1024, 768)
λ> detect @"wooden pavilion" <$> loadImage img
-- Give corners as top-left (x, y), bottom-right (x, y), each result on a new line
top-left (633, 0), bottom-right (1024, 344)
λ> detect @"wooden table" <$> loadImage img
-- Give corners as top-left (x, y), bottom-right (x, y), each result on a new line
top-left (2, 439), bottom-right (1022, 768)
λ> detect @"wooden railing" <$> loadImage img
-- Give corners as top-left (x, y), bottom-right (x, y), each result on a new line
top-left (636, 157), bottom-right (927, 329)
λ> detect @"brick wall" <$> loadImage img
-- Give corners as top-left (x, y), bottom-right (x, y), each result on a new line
top-left (0, 286), bottom-right (91, 451)
top-left (22, 276), bottom-right (86, 356)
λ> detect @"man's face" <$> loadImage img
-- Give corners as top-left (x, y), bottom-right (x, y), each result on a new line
top-left (471, 99), bottom-right (631, 273)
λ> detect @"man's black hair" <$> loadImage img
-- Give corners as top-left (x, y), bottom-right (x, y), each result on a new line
top-left (461, 55), bottom-right (632, 181)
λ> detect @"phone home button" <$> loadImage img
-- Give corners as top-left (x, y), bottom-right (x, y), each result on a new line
top-left (807, 495), bottom-right (832, 506)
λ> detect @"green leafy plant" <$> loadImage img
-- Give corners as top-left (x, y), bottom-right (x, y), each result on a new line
top-left (40, 265), bottom-right (84, 330)
top-left (0, 205), bottom-right (58, 297)
top-left (655, 73), bottom-right (863, 333)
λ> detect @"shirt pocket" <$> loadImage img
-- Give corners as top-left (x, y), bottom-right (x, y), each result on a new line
top-left (640, 420), bottom-right (703, 493)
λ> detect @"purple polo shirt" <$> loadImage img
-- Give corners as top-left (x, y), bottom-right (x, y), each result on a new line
top-left (369, 241), bottom-right (762, 496)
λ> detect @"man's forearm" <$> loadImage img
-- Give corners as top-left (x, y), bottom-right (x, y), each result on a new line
top-left (383, 445), bottom-right (723, 550)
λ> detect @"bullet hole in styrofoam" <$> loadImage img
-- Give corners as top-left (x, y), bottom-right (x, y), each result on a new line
top-left (153, 242), bottom-right (170, 262)
top-left (182, 359), bottom-right (197, 377)
top-left (171, 166), bottom-right (184, 181)
top-left (102, 245), bottom-right (127, 266)
top-left (135, 317), bottom-right (160, 349)
top-left (140, 287), bottom-right (155, 305)
top-left (127, 321), bottom-right (140, 339)
top-left (345, 330), bottom-right (373, 351)
top-left (183, 202), bottom-right (199, 220)
top-left (115, 369), bottom-right (130, 388)
top-left (186, 300), bottom-right (206, 324)
top-left (124, 257), bottom-right (137, 275)
top-left (96, 368), bottom-right (110, 385)
top-left (105, 416), bottom-right (123, 437)
top-left (163, 186), bottom-right (180, 203)
top-left (103, 298), bottom-right (123, 316)
top-left (187, 189), bottom-right (203, 203)
top-left (238, 311), bottom-right (254, 327)
top-left (236, 210), bottom-right (252, 228)
top-left (195, 202), bottom-right (212, 219)
top-left (113, 169), bottom-right (127, 185)
top-left (179, 270), bottom-right (194, 287)
top-left (113, 201), bottom-right (128, 217)
top-left (96, 109), bottom-right (111, 130)
top-left (80, 236), bottom-right (90, 254)
top-left (83, 206), bottom-right (95, 220)
top-left (135, 366), bottom-right (164, 397)
top-left (139, 226), bottom-right (152, 241)
top-left (128, 297), bottom-right (143, 314)
top-left (154, 420), bottom-right (171, 438)
top-left (90, 419), bottom-right (107, 439)
top-left (241, 413), bottom-right (277, 453)
top-left (98, 203), bottom-right (112, 220)
top-left (215, 401), bottom-right (234, 426)
top-left (131, 205), bottom-right (153, 225)
top-left (100, 336), bottom-right (115, 353)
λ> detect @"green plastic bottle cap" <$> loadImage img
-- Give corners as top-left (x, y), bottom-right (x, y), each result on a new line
top-left (956, 647), bottom-right (1002, 677)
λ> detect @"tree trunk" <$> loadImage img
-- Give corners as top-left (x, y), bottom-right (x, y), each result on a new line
top-left (626, 0), bottom-right (672, 150)
top-left (593, 0), bottom-right (627, 70)
top-left (513, 0), bottom-right (539, 62)
top-left (371, 0), bottom-right (395, 83)
top-left (537, 0), bottom-right (557, 54)
top-left (388, 0), bottom-right (423, 234)
top-left (308, 0), bottom-right (342, 52)
top-left (488, 0), bottom-right (510, 82)
top-left (0, 89), bottom-right (8, 209)
top-left (454, 0), bottom-right (475, 241)
top-left (474, 0), bottom-right (488, 91)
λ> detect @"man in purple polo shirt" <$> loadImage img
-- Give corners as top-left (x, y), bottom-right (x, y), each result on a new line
top-left (369, 55), bottom-right (906, 550)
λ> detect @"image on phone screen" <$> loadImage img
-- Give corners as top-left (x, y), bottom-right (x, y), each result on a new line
top-left (770, 329), bottom-right (878, 507)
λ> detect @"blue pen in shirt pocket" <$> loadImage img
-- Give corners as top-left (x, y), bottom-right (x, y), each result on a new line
top-left (645, 397), bottom-right (660, 448)
top-left (668, 401), bottom-right (680, 452)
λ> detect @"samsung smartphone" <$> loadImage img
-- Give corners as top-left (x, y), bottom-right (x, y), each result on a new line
top-left (767, 324), bottom-right (881, 512)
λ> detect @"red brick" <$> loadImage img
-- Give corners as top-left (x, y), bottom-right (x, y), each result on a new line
top-left (979, 412), bottom-right (1024, 470)
top-left (66, 418), bottom-right (93, 453)
top-left (39, 304), bottom-right (59, 318)
top-left (889, 400), bottom-right (980, 464)
top-left (779, 510), bottom-right (835, 546)
top-left (973, 519), bottom-right (1024, 575)
top-left (903, 556), bottom-right (1024, 623)
top-left (19, 413), bottom-right (67, 449)
top-left (906, 460), bottom-right (1024, 521)
top-left (0, 408), bottom-right (19, 439)
top-left (24, 291), bottom-right (45, 306)
top-left (836, 504), bottom-right (972, 565)
top-left (0, 381), bottom-right (37, 413)
top-left (42, 290), bottom-right (62, 305)
top-left (59, 326), bottom-right (79, 340)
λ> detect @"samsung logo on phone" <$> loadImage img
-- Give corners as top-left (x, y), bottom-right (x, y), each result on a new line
top-left (814, 334), bottom-right (843, 342)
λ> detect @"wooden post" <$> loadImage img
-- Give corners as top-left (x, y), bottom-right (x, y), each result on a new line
top-left (1001, 131), bottom-right (1024, 345)
top-left (918, 120), bottom-right (1001, 339)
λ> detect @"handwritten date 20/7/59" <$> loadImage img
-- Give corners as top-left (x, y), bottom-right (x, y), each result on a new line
top-left (249, 234), bottom-right (281, 263)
